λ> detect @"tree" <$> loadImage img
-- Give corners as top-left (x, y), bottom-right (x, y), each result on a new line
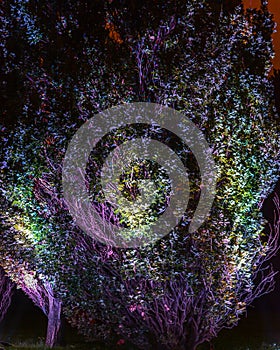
top-left (1, 1), bottom-right (280, 349)
top-left (0, 266), bottom-right (14, 324)
top-left (0, 194), bottom-right (62, 348)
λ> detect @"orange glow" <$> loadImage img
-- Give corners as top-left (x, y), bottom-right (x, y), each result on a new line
top-left (243, 0), bottom-right (280, 70)
top-left (105, 21), bottom-right (123, 44)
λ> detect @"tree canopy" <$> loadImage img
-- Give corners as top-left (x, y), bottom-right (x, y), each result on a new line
top-left (0, 1), bottom-right (280, 349)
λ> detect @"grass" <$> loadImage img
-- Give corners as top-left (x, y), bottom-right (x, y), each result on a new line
top-left (0, 341), bottom-right (103, 350)
top-left (0, 338), bottom-right (108, 350)
top-left (0, 342), bottom-right (279, 350)
top-left (234, 345), bottom-right (280, 350)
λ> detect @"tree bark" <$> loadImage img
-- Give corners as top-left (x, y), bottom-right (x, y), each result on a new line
top-left (0, 267), bottom-right (14, 324)
top-left (45, 295), bottom-right (62, 348)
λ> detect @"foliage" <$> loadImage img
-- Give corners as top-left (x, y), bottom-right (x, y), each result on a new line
top-left (0, 1), bottom-right (280, 350)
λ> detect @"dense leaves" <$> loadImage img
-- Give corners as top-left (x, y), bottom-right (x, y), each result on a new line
top-left (0, 1), bottom-right (280, 349)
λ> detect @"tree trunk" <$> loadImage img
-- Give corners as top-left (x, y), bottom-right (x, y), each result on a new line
top-left (45, 295), bottom-right (62, 348)
top-left (0, 267), bottom-right (14, 324)
top-left (185, 332), bottom-right (199, 350)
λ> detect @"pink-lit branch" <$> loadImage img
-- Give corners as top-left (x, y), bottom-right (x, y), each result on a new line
top-left (0, 266), bottom-right (14, 324)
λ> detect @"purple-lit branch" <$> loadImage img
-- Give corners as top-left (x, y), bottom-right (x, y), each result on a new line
top-left (0, 267), bottom-right (14, 324)
top-left (246, 192), bottom-right (280, 301)
top-left (18, 275), bottom-right (61, 348)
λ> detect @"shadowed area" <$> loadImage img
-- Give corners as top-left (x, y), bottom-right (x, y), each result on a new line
top-left (243, 0), bottom-right (280, 69)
